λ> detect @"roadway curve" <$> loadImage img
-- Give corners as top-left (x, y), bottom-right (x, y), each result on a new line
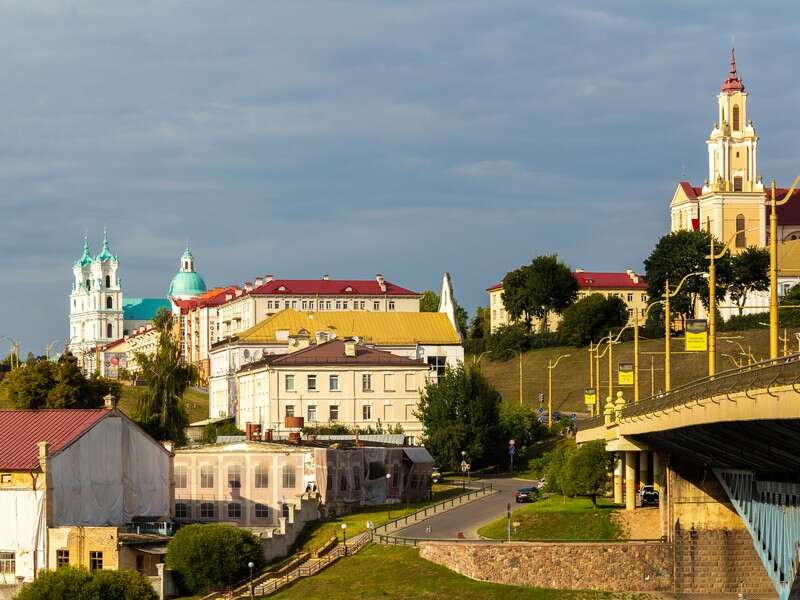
top-left (397, 476), bottom-right (530, 540)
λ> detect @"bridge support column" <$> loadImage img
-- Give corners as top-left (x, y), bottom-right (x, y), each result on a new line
top-left (652, 452), bottom-right (662, 493)
top-left (639, 451), bottom-right (650, 488)
top-left (625, 451), bottom-right (636, 511)
top-left (613, 454), bottom-right (623, 504)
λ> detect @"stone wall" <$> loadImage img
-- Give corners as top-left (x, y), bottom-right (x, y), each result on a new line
top-left (418, 541), bottom-right (672, 592)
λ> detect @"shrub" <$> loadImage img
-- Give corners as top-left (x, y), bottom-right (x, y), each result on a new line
top-left (166, 523), bottom-right (265, 594)
top-left (16, 566), bottom-right (156, 600)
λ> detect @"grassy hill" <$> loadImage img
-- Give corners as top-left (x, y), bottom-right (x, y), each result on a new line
top-left (477, 327), bottom-right (782, 414)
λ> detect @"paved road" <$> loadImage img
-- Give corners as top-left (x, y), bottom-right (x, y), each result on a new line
top-left (397, 476), bottom-right (532, 540)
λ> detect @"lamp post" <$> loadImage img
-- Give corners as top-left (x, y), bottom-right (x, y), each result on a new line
top-left (546, 354), bottom-right (570, 428)
top-left (769, 177), bottom-right (800, 359)
top-left (664, 271), bottom-right (709, 391)
top-left (248, 561), bottom-right (255, 600)
top-left (341, 523), bottom-right (348, 555)
top-left (587, 341), bottom-right (594, 415)
top-left (385, 473), bottom-right (392, 520)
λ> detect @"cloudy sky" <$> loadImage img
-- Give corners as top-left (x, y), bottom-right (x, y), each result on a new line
top-left (3, 2), bottom-right (800, 353)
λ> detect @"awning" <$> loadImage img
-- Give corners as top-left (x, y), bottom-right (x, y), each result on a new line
top-left (131, 545), bottom-right (169, 555)
top-left (402, 447), bottom-right (434, 463)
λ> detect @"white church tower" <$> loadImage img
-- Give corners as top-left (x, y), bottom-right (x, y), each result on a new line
top-left (68, 232), bottom-right (124, 363)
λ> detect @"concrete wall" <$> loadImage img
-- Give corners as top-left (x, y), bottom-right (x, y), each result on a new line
top-left (418, 541), bottom-right (672, 593)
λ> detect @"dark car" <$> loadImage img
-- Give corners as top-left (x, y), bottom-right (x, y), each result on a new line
top-left (640, 485), bottom-right (659, 507)
top-left (515, 487), bottom-right (540, 503)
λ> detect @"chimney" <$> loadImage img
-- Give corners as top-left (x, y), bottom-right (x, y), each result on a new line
top-left (376, 274), bottom-right (386, 292)
top-left (264, 429), bottom-right (273, 442)
top-left (37, 441), bottom-right (49, 473)
top-left (225, 293), bottom-right (233, 301)
top-left (322, 274), bottom-right (330, 281)
top-left (162, 441), bottom-right (174, 453)
top-left (244, 281), bottom-right (253, 293)
top-left (264, 275), bottom-right (274, 283)
top-left (255, 277), bottom-right (264, 287)
top-left (103, 393), bottom-right (118, 410)
top-left (344, 339), bottom-right (357, 357)
top-left (235, 289), bottom-right (243, 297)
top-left (244, 422), bottom-right (262, 441)
top-left (626, 269), bottom-right (639, 284)
top-left (285, 416), bottom-right (304, 444)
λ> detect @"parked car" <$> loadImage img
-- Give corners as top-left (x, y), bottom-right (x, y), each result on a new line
top-left (515, 487), bottom-right (540, 503)
top-left (639, 485), bottom-right (659, 506)
top-left (431, 467), bottom-right (442, 483)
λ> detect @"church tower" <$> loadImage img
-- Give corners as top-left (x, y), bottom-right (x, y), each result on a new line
top-left (703, 48), bottom-right (762, 195)
top-left (68, 232), bottom-right (124, 366)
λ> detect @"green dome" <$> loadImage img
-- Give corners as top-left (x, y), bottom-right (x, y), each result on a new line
top-left (168, 271), bottom-right (207, 298)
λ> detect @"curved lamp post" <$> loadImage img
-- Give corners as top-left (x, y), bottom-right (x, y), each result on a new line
top-left (546, 354), bottom-right (570, 428)
top-left (664, 271), bottom-right (709, 391)
top-left (769, 177), bottom-right (800, 358)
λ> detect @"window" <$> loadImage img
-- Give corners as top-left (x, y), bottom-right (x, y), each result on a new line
top-left (307, 405), bottom-right (317, 421)
top-left (736, 214), bottom-right (746, 247)
top-left (90, 551), bottom-right (103, 572)
top-left (285, 374), bottom-right (295, 392)
top-left (282, 503), bottom-right (290, 518)
top-left (626, 293), bottom-right (633, 302)
top-left (200, 465), bottom-right (214, 489)
top-left (106, 323), bottom-right (113, 338)
top-left (384, 404), bottom-right (393, 420)
top-left (175, 502), bottom-right (189, 519)
top-left (285, 405), bottom-right (295, 418)
top-left (628, 309), bottom-right (634, 317)
top-left (330, 405), bottom-right (339, 421)
top-left (228, 465), bottom-right (241, 489)
top-left (405, 373), bottom-right (415, 391)
top-left (106, 296), bottom-right (113, 309)
top-left (267, 301), bottom-right (273, 309)
top-left (336, 300), bottom-right (342, 309)
top-left (329, 374), bottom-right (339, 391)
top-left (641, 293), bottom-right (647, 302)
top-left (86, 279), bottom-right (90, 289)
top-left (427, 356), bottom-right (447, 381)
top-left (307, 374), bottom-right (317, 391)
top-left (732, 104), bottom-right (740, 130)
top-left (175, 465), bottom-right (188, 489)
top-left (56, 549), bottom-right (69, 568)
top-left (255, 503), bottom-right (269, 520)
top-left (105, 275), bottom-right (111, 288)
top-left (362, 405), bottom-right (372, 420)
top-left (255, 463), bottom-right (268, 488)
top-left (0, 552), bottom-right (13, 575)
top-left (734, 176), bottom-right (743, 192)
top-left (200, 503), bottom-right (215, 518)
top-left (228, 502), bottom-right (242, 519)
top-left (388, 300), bottom-right (395, 311)
top-left (282, 465), bottom-right (296, 488)
top-left (362, 373), bottom-right (372, 392)
top-left (383, 373), bottom-right (394, 391)
top-left (343, 301), bottom-right (348, 309)
top-left (373, 301), bottom-right (380, 310)
top-left (360, 301), bottom-right (366, 309)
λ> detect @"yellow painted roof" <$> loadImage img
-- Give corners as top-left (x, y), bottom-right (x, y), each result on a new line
top-left (237, 309), bottom-right (461, 345)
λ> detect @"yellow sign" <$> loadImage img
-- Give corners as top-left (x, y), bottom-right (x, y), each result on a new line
top-left (618, 363), bottom-right (633, 385)
top-left (685, 319), bottom-right (708, 352)
top-left (583, 387), bottom-right (597, 405)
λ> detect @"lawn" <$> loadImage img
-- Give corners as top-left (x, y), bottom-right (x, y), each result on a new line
top-left (478, 495), bottom-right (621, 541)
top-left (268, 544), bottom-right (616, 600)
top-left (294, 485), bottom-right (463, 555)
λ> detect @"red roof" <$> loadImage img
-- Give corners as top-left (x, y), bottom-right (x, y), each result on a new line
top-left (0, 409), bottom-right (110, 470)
top-left (240, 339), bottom-right (425, 370)
top-left (248, 279), bottom-right (419, 297)
top-left (488, 271), bottom-right (646, 292)
top-left (176, 286), bottom-right (239, 313)
top-left (721, 47), bottom-right (745, 93)
top-left (679, 181), bottom-right (703, 199)
top-left (765, 188), bottom-right (800, 227)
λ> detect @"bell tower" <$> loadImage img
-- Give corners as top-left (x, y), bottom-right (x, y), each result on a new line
top-left (704, 48), bottom-right (762, 194)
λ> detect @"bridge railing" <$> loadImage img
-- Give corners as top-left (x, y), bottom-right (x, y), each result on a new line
top-left (621, 353), bottom-right (800, 419)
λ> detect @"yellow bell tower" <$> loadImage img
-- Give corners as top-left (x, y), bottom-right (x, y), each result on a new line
top-left (703, 48), bottom-right (762, 194)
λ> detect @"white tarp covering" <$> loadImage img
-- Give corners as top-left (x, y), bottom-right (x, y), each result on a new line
top-left (0, 490), bottom-right (45, 582)
top-left (49, 415), bottom-right (170, 525)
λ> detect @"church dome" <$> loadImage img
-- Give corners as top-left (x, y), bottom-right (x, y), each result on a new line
top-left (168, 271), bottom-right (207, 298)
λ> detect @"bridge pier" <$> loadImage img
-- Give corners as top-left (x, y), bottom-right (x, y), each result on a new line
top-left (613, 454), bottom-right (623, 504)
top-left (625, 451), bottom-right (636, 511)
top-left (639, 450), bottom-right (650, 489)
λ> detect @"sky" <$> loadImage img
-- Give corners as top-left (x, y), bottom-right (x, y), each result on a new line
top-left (3, 1), bottom-right (800, 354)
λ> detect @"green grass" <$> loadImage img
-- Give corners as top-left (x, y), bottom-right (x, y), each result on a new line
top-left (268, 544), bottom-right (616, 600)
top-left (294, 485), bottom-right (463, 555)
top-left (478, 496), bottom-right (621, 541)
top-left (475, 327), bottom-right (780, 413)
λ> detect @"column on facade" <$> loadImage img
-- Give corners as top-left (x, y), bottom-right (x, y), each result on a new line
top-left (625, 451), bottom-right (637, 511)
top-left (613, 453), bottom-right (623, 504)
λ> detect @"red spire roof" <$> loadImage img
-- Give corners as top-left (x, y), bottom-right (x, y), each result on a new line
top-left (721, 47), bottom-right (745, 93)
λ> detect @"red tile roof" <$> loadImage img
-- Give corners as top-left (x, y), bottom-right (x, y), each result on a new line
top-left (249, 279), bottom-right (420, 297)
top-left (240, 339), bottom-right (425, 370)
top-left (176, 286), bottom-right (239, 313)
top-left (679, 181), bottom-right (703, 199)
top-left (766, 189), bottom-right (800, 227)
top-left (0, 409), bottom-right (110, 470)
top-left (488, 271), bottom-right (646, 292)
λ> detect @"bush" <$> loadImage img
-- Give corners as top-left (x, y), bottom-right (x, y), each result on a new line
top-left (166, 523), bottom-right (265, 594)
top-left (16, 566), bottom-right (156, 600)
top-left (201, 421), bottom-right (245, 443)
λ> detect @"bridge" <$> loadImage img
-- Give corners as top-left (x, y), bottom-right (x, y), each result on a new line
top-left (577, 355), bottom-right (800, 599)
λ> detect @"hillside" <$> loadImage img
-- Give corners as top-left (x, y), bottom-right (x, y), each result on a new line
top-left (477, 327), bottom-right (782, 414)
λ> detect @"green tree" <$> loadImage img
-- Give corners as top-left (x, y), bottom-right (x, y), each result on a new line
top-left (416, 364), bottom-right (503, 470)
top-left (486, 323), bottom-right (529, 360)
top-left (538, 440), bottom-right (575, 496)
top-left (561, 440), bottom-right (612, 507)
top-left (468, 306), bottom-right (491, 339)
top-left (419, 290), bottom-right (440, 312)
top-left (85, 569), bottom-right (158, 599)
top-left (644, 230), bottom-right (732, 328)
top-left (16, 566), bottom-right (156, 600)
top-left (729, 247), bottom-right (770, 316)
top-left (133, 309), bottom-right (196, 444)
top-left (4, 358), bottom-right (57, 408)
top-left (503, 256), bottom-right (578, 333)
top-left (166, 523), bottom-right (265, 594)
top-left (558, 293), bottom-right (628, 346)
top-left (201, 421), bottom-right (245, 444)
top-left (498, 403), bottom-right (544, 455)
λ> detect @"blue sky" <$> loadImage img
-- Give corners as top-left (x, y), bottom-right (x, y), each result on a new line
top-left (3, 2), bottom-right (800, 353)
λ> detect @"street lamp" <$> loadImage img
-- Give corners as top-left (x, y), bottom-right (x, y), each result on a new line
top-left (769, 177), bottom-right (800, 359)
top-left (341, 523), bottom-right (348, 554)
top-left (664, 271), bottom-right (709, 391)
top-left (546, 354), bottom-right (570, 428)
top-left (248, 561), bottom-right (255, 600)
top-left (385, 473), bottom-right (392, 520)
top-left (725, 339), bottom-right (756, 365)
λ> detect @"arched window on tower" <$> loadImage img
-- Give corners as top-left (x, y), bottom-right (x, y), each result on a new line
top-left (106, 296), bottom-right (113, 310)
top-left (107, 323), bottom-right (113, 339)
top-left (105, 275), bottom-right (111, 288)
top-left (735, 214), bottom-right (746, 247)
top-left (732, 105), bottom-right (740, 131)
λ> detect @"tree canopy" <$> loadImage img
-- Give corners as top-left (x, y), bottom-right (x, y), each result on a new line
top-left (558, 293), bottom-right (628, 346)
top-left (502, 255), bottom-right (578, 332)
top-left (16, 566), bottom-right (157, 600)
top-left (729, 246), bottom-right (770, 315)
top-left (419, 290), bottom-right (440, 312)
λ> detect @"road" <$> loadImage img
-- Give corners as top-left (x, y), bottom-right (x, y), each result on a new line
top-left (397, 476), bottom-right (531, 540)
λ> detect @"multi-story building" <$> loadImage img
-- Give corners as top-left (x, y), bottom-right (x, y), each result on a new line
top-left (216, 275), bottom-right (422, 339)
top-left (487, 269), bottom-right (648, 332)
top-left (94, 324), bottom-right (159, 378)
top-left (0, 399), bottom-right (172, 584)
top-left (236, 339), bottom-right (431, 441)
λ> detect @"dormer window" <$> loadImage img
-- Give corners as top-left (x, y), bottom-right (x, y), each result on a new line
top-left (278, 285), bottom-right (286, 292)
top-left (344, 286), bottom-right (353, 292)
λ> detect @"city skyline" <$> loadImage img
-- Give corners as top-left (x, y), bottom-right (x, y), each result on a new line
top-left (3, 3), bottom-right (800, 352)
